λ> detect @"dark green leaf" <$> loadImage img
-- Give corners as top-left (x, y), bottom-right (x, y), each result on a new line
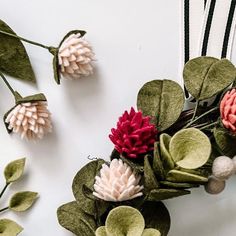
top-left (141, 201), bottom-right (171, 236)
top-left (0, 20), bottom-right (36, 82)
top-left (4, 158), bottom-right (26, 184)
top-left (9, 191), bottom-right (38, 212)
top-left (147, 188), bottom-right (190, 201)
top-left (183, 57), bottom-right (236, 100)
top-left (72, 159), bottom-right (105, 215)
top-left (57, 201), bottom-right (96, 236)
top-left (160, 181), bottom-right (199, 189)
top-left (0, 219), bottom-right (23, 236)
top-left (137, 79), bottom-right (184, 131)
top-left (153, 142), bottom-right (166, 180)
top-left (120, 156), bottom-right (144, 173)
top-left (214, 128), bottom-right (236, 157)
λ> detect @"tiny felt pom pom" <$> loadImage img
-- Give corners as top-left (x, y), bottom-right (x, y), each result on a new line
top-left (205, 176), bottom-right (226, 195)
top-left (212, 156), bottom-right (235, 180)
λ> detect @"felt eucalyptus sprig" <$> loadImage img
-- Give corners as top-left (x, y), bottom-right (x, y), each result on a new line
top-left (0, 158), bottom-right (38, 236)
top-left (57, 56), bottom-right (236, 236)
top-left (0, 19), bottom-right (95, 85)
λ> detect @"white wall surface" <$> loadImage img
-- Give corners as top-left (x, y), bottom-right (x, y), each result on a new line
top-left (0, 1), bottom-right (236, 235)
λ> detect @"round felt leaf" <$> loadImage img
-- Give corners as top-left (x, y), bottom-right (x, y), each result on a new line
top-left (9, 191), bottom-right (38, 212)
top-left (141, 201), bottom-right (170, 236)
top-left (106, 206), bottom-right (145, 236)
top-left (72, 159), bottom-right (105, 215)
top-left (0, 20), bottom-right (36, 82)
top-left (0, 219), bottom-right (23, 236)
top-left (183, 57), bottom-right (236, 100)
top-left (142, 229), bottom-right (161, 236)
top-left (4, 158), bottom-right (26, 184)
top-left (153, 142), bottom-right (166, 180)
top-left (169, 128), bottom-right (211, 169)
top-left (137, 79), bottom-right (184, 131)
top-left (57, 201), bottom-right (96, 236)
top-left (95, 226), bottom-right (107, 236)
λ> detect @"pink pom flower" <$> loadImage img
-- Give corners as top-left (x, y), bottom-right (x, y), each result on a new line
top-left (109, 107), bottom-right (157, 158)
top-left (220, 88), bottom-right (236, 133)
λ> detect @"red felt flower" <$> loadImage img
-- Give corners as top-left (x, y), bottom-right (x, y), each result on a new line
top-left (109, 107), bottom-right (157, 158)
top-left (220, 88), bottom-right (236, 133)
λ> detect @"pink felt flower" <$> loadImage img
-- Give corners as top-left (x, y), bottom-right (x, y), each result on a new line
top-left (109, 107), bottom-right (157, 158)
top-left (220, 88), bottom-right (236, 133)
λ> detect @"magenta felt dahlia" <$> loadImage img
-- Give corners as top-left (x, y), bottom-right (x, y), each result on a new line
top-left (109, 107), bottom-right (157, 158)
top-left (220, 88), bottom-right (236, 133)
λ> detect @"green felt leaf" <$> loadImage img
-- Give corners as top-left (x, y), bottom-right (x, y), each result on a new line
top-left (142, 229), bottom-right (161, 236)
top-left (4, 158), bottom-right (26, 184)
top-left (183, 57), bottom-right (236, 100)
top-left (159, 134), bottom-right (175, 171)
top-left (0, 20), bottom-right (36, 82)
top-left (160, 181), bottom-right (199, 189)
top-left (57, 201), bottom-right (96, 236)
top-left (0, 219), bottom-right (23, 236)
top-left (169, 128), bottom-right (211, 169)
top-left (166, 169), bottom-right (208, 184)
top-left (9, 191), bottom-right (38, 212)
top-left (120, 156), bottom-right (144, 173)
top-left (144, 155), bottom-right (159, 191)
top-left (96, 226), bottom-right (107, 236)
top-left (72, 159), bottom-right (105, 215)
top-left (153, 142), bottom-right (166, 180)
top-left (105, 206), bottom-right (145, 236)
top-left (147, 188), bottom-right (190, 201)
top-left (214, 128), bottom-right (236, 157)
top-left (141, 201), bottom-right (170, 236)
top-left (137, 79), bottom-right (184, 131)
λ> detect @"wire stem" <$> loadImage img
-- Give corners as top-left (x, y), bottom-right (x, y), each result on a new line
top-left (0, 183), bottom-right (9, 199)
top-left (0, 71), bottom-right (15, 96)
top-left (199, 121), bottom-right (218, 131)
top-left (0, 30), bottom-right (51, 50)
top-left (191, 100), bottom-right (200, 122)
top-left (0, 207), bottom-right (9, 213)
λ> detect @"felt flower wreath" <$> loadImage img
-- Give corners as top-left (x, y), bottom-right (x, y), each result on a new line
top-left (57, 56), bottom-right (236, 236)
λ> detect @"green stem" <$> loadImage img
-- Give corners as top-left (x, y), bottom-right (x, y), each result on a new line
top-left (0, 183), bottom-right (9, 199)
top-left (0, 207), bottom-right (9, 213)
top-left (191, 100), bottom-right (200, 122)
top-left (184, 106), bottom-right (218, 129)
top-left (0, 30), bottom-right (52, 50)
top-left (199, 121), bottom-right (218, 131)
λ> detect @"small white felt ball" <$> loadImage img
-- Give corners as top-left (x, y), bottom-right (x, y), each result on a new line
top-left (205, 176), bottom-right (226, 195)
top-left (212, 156), bottom-right (235, 180)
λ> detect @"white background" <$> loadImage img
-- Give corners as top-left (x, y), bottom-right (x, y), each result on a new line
top-left (0, 1), bottom-right (236, 235)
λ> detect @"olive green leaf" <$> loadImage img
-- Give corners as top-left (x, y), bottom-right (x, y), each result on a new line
top-left (160, 181), bottom-right (199, 189)
top-left (105, 206), bottom-right (145, 236)
top-left (159, 134), bottom-right (175, 171)
top-left (142, 229), bottom-right (161, 236)
top-left (96, 226), bottom-right (107, 236)
top-left (147, 188), bottom-right (190, 201)
top-left (144, 155), bottom-right (159, 191)
top-left (4, 158), bottom-right (26, 184)
top-left (0, 20), bottom-right (36, 82)
top-left (0, 219), bottom-right (23, 236)
top-left (137, 79), bottom-right (184, 131)
top-left (9, 191), bottom-right (38, 212)
top-left (120, 156), bottom-right (144, 173)
top-left (57, 201), bottom-right (96, 236)
top-left (214, 128), bottom-right (236, 157)
top-left (153, 142), bottom-right (166, 180)
top-left (141, 201), bottom-right (171, 236)
top-left (183, 57), bottom-right (236, 100)
top-left (72, 159), bottom-right (105, 215)
top-left (169, 128), bottom-right (211, 169)
top-left (166, 169), bottom-right (208, 184)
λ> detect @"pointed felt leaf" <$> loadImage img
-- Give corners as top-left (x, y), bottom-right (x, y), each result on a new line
top-left (160, 181), bottom-right (199, 189)
top-left (169, 128), bottom-right (211, 169)
top-left (147, 188), bottom-right (190, 201)
top-left (4, 158), bottom-right (26, 184)
top-left (144, 155), bottom-right (159, 191)
top-left (137, 79), bottom-right (184, 131)
top-left (0, 20), bottom-right (36, 82)
top-left (141, 201), bottom-right (171, 236)
top-left (142, 229), bottom-right (161, 236)
top-left (72, 159), bottom-right (105, 215)
top-left (183, 57), bottom-right (236, 100)
top-left (57, 201), bottom-right (96, 236)
top-left (96, 226), bottom-right (107, 236)
top-left (166, 169), bottom-right (208, 184)
top-left (214, 128), bottom-right (236, 157)
top-left (159, 134), bottom-right (175, 171)
top-left (120, 156), bottom-right (144, 173)
top-left (9, 191), bottom-right (38, 212)
top-left (105, 206), bottom-right (145, 236)
top-left (153, 142), bottom-right (166, 180)
top-left (0, 219), bottom-right (23, 236)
